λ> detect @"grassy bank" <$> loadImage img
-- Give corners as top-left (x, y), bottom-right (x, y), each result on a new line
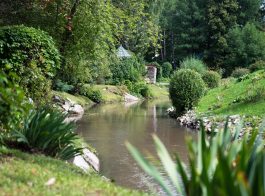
top-left (149, 84), bottom-right (169, 100)
top-left (197, 71), bottom-right (265, 116)
top-left (0, 147), bottom-right (145, 196)
top-left (53, 91), bottom-right (94, 107)
top-left (54, 84), bottom-right (169, 105)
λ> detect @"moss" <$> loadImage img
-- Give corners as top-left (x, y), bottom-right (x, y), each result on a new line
top-left (0, 147), bottom-right (146, 196)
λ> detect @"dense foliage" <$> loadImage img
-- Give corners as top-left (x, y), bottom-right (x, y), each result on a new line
top-left (0, 72), bottom-right (30, 132)
top-left (0, 0), bottom-right (160, 84)
top-left (161, 62), bottom-right (172, 78)
top-left (109, 57), bottom-right (145, 85)
top-left (0, 25), bottom-right (60, 103)
top-left (225, 23), bottom-right (265, 74)
top-left (202, 71), bottom-right (221, 88)
top-left (128, 120), bottom-right (265, 196)
top-left (11, 107), bottom-right (82, 160)
top-left (169, 69), bottom-right (206, 113)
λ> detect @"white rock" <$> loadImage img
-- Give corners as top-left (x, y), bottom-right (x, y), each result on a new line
top-left (73, 155), bottom-right (90, 173)
top-left (62, 101), bottom-right (71, 111)
top-left (83, 148), bottom-right (100, 172)
top-left (68, 104), bottom-right (84, 115)
top-left (124, 93), bottom-right (139, 102)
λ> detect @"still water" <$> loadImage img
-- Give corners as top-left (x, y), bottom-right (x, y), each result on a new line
top-left (77, 100), bottom-right (196, 193)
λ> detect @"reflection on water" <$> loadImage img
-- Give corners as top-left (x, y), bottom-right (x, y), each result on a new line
top-left (77, 100), bottom-right (197, 193)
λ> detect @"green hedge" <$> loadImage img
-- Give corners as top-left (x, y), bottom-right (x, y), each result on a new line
top-left (0, 25), bottom-right (60, 103)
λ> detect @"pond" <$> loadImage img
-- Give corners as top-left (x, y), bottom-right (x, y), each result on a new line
top-left (77, 100), bottom-right (197, 193)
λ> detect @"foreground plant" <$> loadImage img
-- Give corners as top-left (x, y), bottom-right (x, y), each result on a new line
top-left (127, 121), bottom-right (265, 195)
top-left (11, 107), bottom-right (82, 160)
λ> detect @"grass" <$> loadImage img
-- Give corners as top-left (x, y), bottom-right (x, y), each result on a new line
top-left (93, 85), bottom-right (124, 103)
top-left (0, 147), bottom-right (146, 196)
top-left (148, 84), bottom-right (169, 100)
top-left (197, 70), bottom-right (265, 116)
top-left (53, 84), bottom-right (169, 105)
top-left (52, 91), bottom-right (94, 107)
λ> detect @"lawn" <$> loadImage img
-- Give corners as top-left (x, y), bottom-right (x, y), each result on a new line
top-left (197, 71), bottom-right (265, 116)
top-left (0, 147), bottom-right (146, 196)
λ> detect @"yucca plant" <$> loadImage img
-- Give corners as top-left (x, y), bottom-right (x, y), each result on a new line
top-left (11, 107), bottom-right (82, 160)
top-left (127, 120), bottom-right (265, 196)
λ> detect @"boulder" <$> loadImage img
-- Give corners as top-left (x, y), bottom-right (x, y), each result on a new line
top-left (82, 148), bottom-right (100, 172)
top-left (73, 155), bottom-right (91, 173)
top-left (62, 101), bottom-right (71, 111)
top-left (124, 93), bottom-right (139, 102)
top-left (68, 104), bottom-right (84, 115)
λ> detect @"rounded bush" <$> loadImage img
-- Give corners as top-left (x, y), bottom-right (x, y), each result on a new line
top-left (202, 71), bottom-right (221, 88)
top-left (179, 57), bottom-right (207, 74)
top-left (231, 68), bottom-right (250, 78)
top-left (169, 69), bottom-right (206, 113)
top-left (249, 60), bottom-right (265, 73)
top-left (0, 25), bottom-right (60, 103)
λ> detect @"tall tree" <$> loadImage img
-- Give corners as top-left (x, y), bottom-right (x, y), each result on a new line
top-left (172, 0), bottom-right (206, 63)
top-left (237, 0), bottom-right (263, 26)
top-left (205, 0), bottom-right (239, 68)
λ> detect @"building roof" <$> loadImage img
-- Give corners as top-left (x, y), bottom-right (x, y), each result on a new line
top-left (117, 45), bottom-right (131, 58)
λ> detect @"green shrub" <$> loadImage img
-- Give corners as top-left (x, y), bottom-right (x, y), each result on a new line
top-left (11, 107), bottom-right (82, 160)
top-left (161, 62), bottom-right (172, 78)
top-left (124, 81), bottom-right (152, 98)
top-left (110, 57), bottom-right (144, 85)
top-left (231, 68), bottom-right (250, 78)
top-left (179, 57), bottom-right (207, 74)
top-left (127, 120), bottom-right (265, 196)
top-left (139, 85), bottom-right (152, 98)
top-left (202, 70), bottom-right (221, 88)
top-left (80, 85), bottom-right (103, 103)
top-left (240, 84), bottom-right (265, 103)
top-left (169, 69), bottom-right (206, 113)
top-left (0, 25), bottom-right (60, 103)
top-left (54, 79), bottom-right (74, 93)
top-left (0, 72), bottom-right (31, 133)
top-left (249, 60), bottom-right (265, 73)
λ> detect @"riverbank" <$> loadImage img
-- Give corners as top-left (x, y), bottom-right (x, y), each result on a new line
top-left (0, 147), bottom-right (146, 196)
top-left (53, 84), bottom-right (169, 106)
top-left (170, 71), bottom-right (265, 132)
top-left (197, 70), bottom-right (265, 116)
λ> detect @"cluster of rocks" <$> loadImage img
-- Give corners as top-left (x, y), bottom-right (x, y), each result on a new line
top-left (53, 95), bottom-right (84, 117)
top-left (168, 108), bottom-right (253, 137)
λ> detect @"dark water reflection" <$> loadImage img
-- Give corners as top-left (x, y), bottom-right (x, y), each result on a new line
top-left (77, 100), bottom-right (197, 193)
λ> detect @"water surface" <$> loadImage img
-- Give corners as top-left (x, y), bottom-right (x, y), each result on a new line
top-left (77, 100), bottom-right (196, 193)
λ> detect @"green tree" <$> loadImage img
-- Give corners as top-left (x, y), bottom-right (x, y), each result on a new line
top-left (174, 0), bottom-right (206, 63)
top-left (205, 0), bottom-right (239, 68)
top-left (237, 0), bottom-right (263, 26)
top-left (225, 23), bottom-right (265, 74)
